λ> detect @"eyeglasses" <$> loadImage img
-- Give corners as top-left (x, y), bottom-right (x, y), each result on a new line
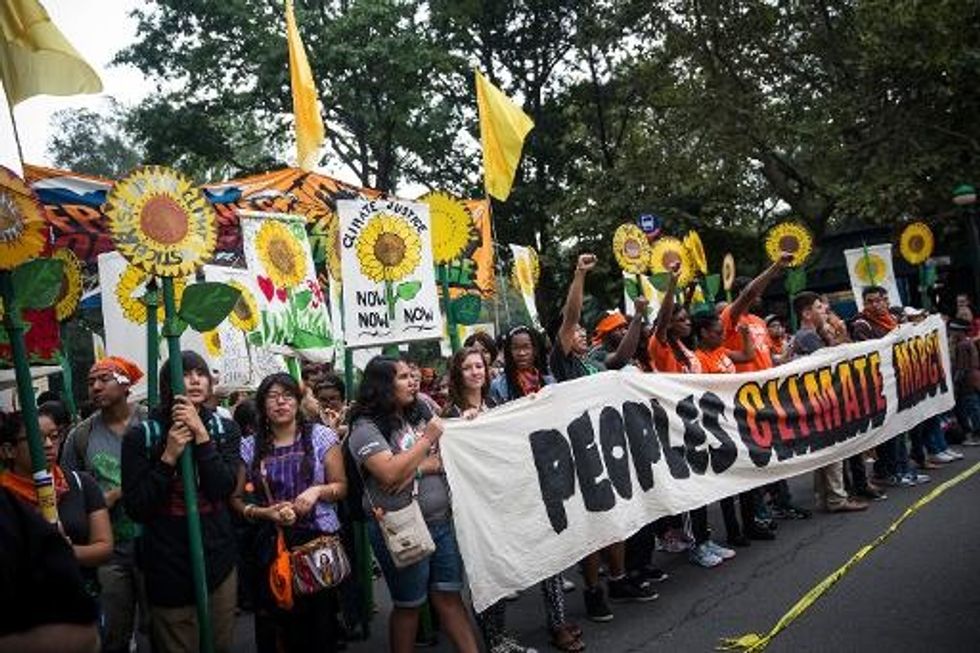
top-left (265, 391), bottom-right (297, 404)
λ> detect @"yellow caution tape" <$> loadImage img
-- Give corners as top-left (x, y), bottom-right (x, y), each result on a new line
top-left (718, 461), bottom-right (980, 652)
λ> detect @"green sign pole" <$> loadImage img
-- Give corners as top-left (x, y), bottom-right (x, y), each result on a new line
top-left (145, 278), bottom-right (160, 410)
top-left (162, 276), bottom-right (213, 653)
top-left (441, 264), bottom-right (460, 353)
top-left (0, 271), bottom-right (58, 523)
top-left (57, 323), bottom-right (78, 419)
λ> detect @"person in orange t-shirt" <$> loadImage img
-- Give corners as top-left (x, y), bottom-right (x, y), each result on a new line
top-left (648, 263), bottom-right (701, 374)
top-left (718, 252), bottom-right (793, 373)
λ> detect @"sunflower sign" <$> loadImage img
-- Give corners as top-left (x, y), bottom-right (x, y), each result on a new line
top-left (337, 199), bottom-right (443, 348)
top-left (843, 243), bottom-right (902, 310)
top-left (240, 212), bottom-right (334, 360)
top-left (509, 244), bottom-right (541, 328)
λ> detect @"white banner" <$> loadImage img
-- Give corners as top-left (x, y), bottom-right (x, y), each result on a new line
top-left (240, 211), bottom-right (334, 362)
top-left (844, 243), bottom-right (902, 310)
top-left (441, 315), bottom-right (954, 611)
top-left (338, 199), bottom-right (443, 347)
top-left (97, 251), bottom-right (204, 397)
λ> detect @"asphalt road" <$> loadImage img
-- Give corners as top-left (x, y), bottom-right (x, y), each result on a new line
top-left (339, 446), bottom-right (980, 653)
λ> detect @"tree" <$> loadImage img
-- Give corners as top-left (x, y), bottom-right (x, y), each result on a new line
top-left (47, 101), bottom-right (143, 178)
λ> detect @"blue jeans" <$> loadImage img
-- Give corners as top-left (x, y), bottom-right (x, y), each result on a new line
top-left (956, 391), bottom-right (980, 433)
top-left (367, 518), bottom-right (464, 608)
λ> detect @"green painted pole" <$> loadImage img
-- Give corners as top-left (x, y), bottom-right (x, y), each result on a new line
top-left (57, 323), bottom-right (78, 419)
top-left (441, 264), bottom-right (460, 353)
top-left (145, 278), bottom-right (160, 410)
top-left (0, 271), bottom-right (58, 523)
top-left (162, 277), bottom-right (213, 653)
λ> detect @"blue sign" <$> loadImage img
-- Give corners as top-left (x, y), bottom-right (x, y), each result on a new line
top-left (638, 213), bottom-right (662, 235)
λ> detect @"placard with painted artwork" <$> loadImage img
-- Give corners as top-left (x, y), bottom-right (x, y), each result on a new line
top-left (337, 199), bottom-right (443, 348)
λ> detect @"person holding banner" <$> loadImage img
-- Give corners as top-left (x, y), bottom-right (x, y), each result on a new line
top-left (60, 357), bottom-right (149, 653)
top-left (488, 328), bottom-right (583, 652)
top-left (791, 292), bottom-right (868, 513)
top-left (234, 372), bottom-right (348, 653)
top-left (122, 351), bottom-right (242, 653)
top-left (549, 253), bottom-right (659, 622)
top-left (347, 357), bottom-right (480, 653)
top-left (442, 346), bottom-right (538, 653)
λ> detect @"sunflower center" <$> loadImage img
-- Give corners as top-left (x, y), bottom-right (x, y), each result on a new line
top-left (778, 235), bottom-right (800, 253)
top-left (233, 297), bottom-right (252, 320)
top-left (662, 251), bottom-right (681, 269)
top-left (375, 233), bottom-right (407, 267)
top-left (0, 192), bottom-right (24, 242)
top-left (268, 238), bottom-right (297, 278)
top-left (140, 195), bottom-right (189, 245)
top-left (909, 235), bottom-right (924, 252)
top-left (624, 238), bottom-right (641, 258)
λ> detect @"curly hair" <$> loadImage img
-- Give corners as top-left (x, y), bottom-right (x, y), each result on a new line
top-left (252, 373), bottom-right (314, 487)
top-left (445, 347), bottom-right (489, 413)
top-left (501, 325), bottom-right (549, 399)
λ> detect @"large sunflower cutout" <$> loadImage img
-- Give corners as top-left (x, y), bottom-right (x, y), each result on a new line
top-left (104, 166), bottom-right (217, 278)
top-left (0, 166), bottom-right (48, 271)
top-left (52, 249), bottom-right (83, 322)
top-left (226, 280), bottom-right (260, 332)
top-left (765, 222), bottom-right (812, 267)
top-left (116, 265), bottom-right (186, 325)
top-left (722, 253), bottom-right (736, 291)
top-left (510, 246), bottom-right (540, 292)
top-left (422, 191), bottom-right (475, 265)
top-left (613, 224), bottom-right (650, 275)
top-left (356, 214), bottom-right (422, 283)
top-left (649, 237), bottom-right (694, 287)
top-left (683, 230), bottom-right (708, 275)
top-left (899, 222), bottom-right (934, 265)
top-left (256, 220), bottom-right (307, 288)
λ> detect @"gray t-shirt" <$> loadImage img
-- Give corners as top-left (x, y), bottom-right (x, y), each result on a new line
top-left (61, 410), bottom-right (143, 550)
top-left (348, 416), bottom-right (450, 523)
top-left (791, 326), bottom-right (825, 357)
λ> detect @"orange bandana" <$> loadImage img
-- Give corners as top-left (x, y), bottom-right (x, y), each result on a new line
top-left (0, 465), bottom-right (69, 506)
top-left (592, 312), bottom-right (627, 346)
top-left (91, 356), bottom-right (144, 386)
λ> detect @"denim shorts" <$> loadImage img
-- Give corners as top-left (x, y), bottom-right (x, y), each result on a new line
top-left (367, 518), bottom-right (464, 608)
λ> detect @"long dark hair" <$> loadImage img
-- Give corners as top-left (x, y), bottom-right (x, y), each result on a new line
top-left (446, 347), bottom-right (489, 413)
top-left (665, 304), bottom-right (695, 369)
top-left (348, 356), bottom-right (427, 440)
top-left (502, 326), bottom-right (548, 399)
top-left (253, 372), bottom-right (314, 486)
top-left (158, 350), bottom-right (212, 430)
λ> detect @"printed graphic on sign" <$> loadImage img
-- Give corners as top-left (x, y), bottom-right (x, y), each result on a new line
top-left (240, 212), bottom-right (333, 361)
top-left (338, 200), bottom-right (443, 347)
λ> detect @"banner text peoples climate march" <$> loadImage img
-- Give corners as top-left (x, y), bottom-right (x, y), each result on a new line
top-left (440, 316), bottom-right (954, 611)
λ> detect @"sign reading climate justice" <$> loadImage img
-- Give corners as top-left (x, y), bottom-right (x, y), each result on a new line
top-left (441, 315), bottom-right (954, 611)
top-left (338, 199), bottom-right (443, 348)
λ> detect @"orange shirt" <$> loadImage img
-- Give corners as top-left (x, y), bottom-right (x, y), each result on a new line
top-left (720, 307), bottom-right (772, 372)
top-left (695, 347), bottom-right (736, 374)
top-left (649, 336), bottom-right (702, 374)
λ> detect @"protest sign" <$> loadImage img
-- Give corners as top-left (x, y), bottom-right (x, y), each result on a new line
top-left (844, 243), bottom-right (902, 310)
top-left (441, 315), bottom-right (954, 611)
top-left (338, 199), bottom-right (443, 347)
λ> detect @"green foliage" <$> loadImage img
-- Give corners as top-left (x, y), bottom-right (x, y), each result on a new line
top-left (47, 102), bottom-right (143, 178)
top-left (451, 293), bottom-right (482, 325)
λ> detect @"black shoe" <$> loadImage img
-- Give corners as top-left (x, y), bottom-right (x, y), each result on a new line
top-left (747, 526), bottom-right (776, 541)
top-left (786, 505), bottom-right (812, 519)
top-left (727, 534), bottom-right (751, 547)
top-left (635, 565), bottom-right (669, 583)
top-left (584, 587), bottom-right (614, 622)
top-left (608, 577), bottom-right (659, 603)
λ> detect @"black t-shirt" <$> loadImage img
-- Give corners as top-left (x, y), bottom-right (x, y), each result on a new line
top-left (59, 471), bottom-right (107, 592)
top-left (549, 344), bottom-right (604, 383)
top-left (0, 487), bottom-right (99, 636)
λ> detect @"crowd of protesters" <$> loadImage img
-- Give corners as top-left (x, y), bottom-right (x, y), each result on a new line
top-left (3, 249), bottom-right (979, 653)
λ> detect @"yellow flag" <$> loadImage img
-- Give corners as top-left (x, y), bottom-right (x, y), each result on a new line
top-left (285, 0), bottom-right (325, 172)
top-left (0, 0), bottom-right (102, 106)
top-left (475, 70), bottom-right (534, 201)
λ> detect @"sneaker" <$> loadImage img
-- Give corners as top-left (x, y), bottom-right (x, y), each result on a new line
top-left (912, 472), bottom-right (931, 484)
top-left (856, 486), bottom-right (887, 501)
top-left (689, 543), bottom-right (723, 568)
top-left (944, 448), bottom-right (964, 460)
top-left (961, 435), bottom-right (980, 447)
top-left (928, 452), bottom-right (953, 464)
top-left (584, 587), bottom-right (614, 622)
top-left (704, 540), bottom-right (736, 560)
top-left (491, 637), bottom-right (539, 653)
top-left (827, 498), bottom-right (868, 513)
top-left (884, 473), bottom-right (914, 487)
top-left (560, 576), bottom-right (576, 593)
top-left (634, 565), bottom-right (669, 583)
top-left (608, 577), bottom-right (659, 603)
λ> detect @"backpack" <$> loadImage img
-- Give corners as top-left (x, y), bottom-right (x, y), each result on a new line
top-left (70, 404), bottom-right (149, 473)
top-left (140, 412), bottom-right (228, 456)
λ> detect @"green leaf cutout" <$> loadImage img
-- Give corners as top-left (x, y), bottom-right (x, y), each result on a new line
top-left (13, 258), bottom-right (63, 310)
top-left (703, 274), bottom-right (721, 302)
top-left (293, 289), bottom-right (313, 311)
top-left (451, 294), bottom-right (482, 325)
top-left (396, 280), bottom-right (422, 301)
top-left (624, 277), bottom-right (640, 300)
top-left (784, 267), bottom-right (807, 295)
top-left (177, 282), bottom-right (241, 332)
top-left (649, 272), bottom-right (671, 292)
